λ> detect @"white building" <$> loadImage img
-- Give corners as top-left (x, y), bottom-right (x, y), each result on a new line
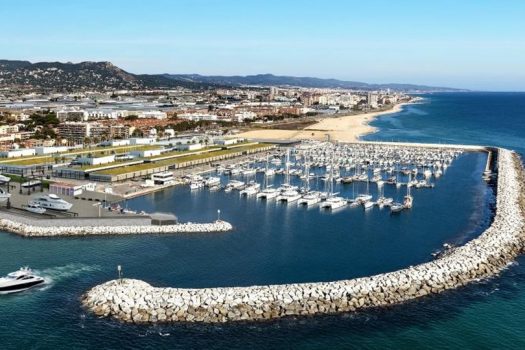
top-left (75, 154), bottom-right (116, 166)
top-left (35, 146), bottom-right (69, 155)
top-left (130, 149), bottom-right (163, 158)
top-left (129, 138), bottom-right (156, 145)
top-left (0, 148), bottom-right (36, 158)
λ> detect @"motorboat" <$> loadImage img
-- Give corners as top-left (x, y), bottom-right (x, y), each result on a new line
top-left (189, 181), bottom-right (203, 190)
top-left (390, 202), bottom-right (405, 213)
top-left (0, 187), bottom-right (11, 203)
top-left (22, 203), bottom-right (46, 214)
top-left (0, 174), bottom-right (11, 183)
top-left (29, 194), bottom-right (72, 211)
top-left (0, 267), bottom-right (45, 294)
top-left (21, 180), bottom-right (41, 188)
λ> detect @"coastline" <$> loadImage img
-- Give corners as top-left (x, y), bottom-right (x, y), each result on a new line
top-left (236, 101), bottom-right (412, 143)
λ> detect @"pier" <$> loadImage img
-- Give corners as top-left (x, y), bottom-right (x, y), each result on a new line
top-left (81, 144), bottom-right (525, 324)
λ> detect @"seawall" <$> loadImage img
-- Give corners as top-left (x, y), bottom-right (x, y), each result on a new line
top-left (0, 215), bottom-right (233, 237)
top-left (81, 147), bottom-right (525, 323)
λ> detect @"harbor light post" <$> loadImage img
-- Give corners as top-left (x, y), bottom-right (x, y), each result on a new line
top-left (217, 209), bottom-right (221, 221)
top-left (117, 265), bottom-right (122, 284)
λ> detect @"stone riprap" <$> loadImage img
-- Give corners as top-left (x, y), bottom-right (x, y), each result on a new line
top-left (82, 148), bottom-right (525, 324)
top-left (0, 218), bottom-right (233, 237)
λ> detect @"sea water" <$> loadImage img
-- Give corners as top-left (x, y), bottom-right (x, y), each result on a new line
top-left (0, 92), bottom-right (524, 349)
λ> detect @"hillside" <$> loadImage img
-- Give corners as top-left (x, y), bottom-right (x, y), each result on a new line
top-left (0, 59), bottom-right (463, 92)
top-left (163, 73), bottom-right (464, 92)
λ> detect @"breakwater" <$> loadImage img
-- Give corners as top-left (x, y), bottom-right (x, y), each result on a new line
top-left (0, 215), bottom-right (233, 237)
top-left (81, 147), bottom-right (525, 323)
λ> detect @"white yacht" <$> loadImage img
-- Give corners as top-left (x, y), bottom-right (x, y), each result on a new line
top-left (226, 180), bottom-right (245, 190)
top-left (0, 187), bottom-right (11, 203)
top-left (355, 194), bottom-right (372, 203)
top-left (264, 168), bottom-right (275, 177)
top-left (151, 172), bottom-right (175, 186)
top-left (189, 181), bottom-right (204, 190)
top-left (0, 267), bottom-right (45, 294)
top-left (22, 203), bottom-right (46, 214)
top-left (298, 191), bottom-right (322, 206)
top-left (276, 189), bottom-right (302, 202)
top-left (0, 174), bottom-right (11, 183)
top-left (241, 168), bottom-right (256, 176)
top-left (204, 177), bottom-right (221, 187)
top-left (240, 182), bottom-right (260, 196)
top-left (362, 200), bottom-right (375, 210)
top-left (390, 202), bottom-right (405, 213)
top-left (29, 194), bottom-right (73, 211)
top-left (257, 186), bottom-right (280, 199)
top-left (320, 196), bottom-right (347, 210)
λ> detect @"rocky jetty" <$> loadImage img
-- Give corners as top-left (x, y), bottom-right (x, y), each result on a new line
top-left (82, 148), bottom-right (525, 324)
top-left (0, 219), bottom-right (233, 237)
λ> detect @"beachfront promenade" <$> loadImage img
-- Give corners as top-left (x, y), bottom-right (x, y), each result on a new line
top-left (80, 143), bottom-right (525, 324)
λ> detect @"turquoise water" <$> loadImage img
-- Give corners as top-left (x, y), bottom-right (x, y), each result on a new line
top-left (1, 92), bottom-right (525, 349)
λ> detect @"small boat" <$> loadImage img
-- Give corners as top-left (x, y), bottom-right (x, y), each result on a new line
top-left (0, 174), bottom-right (11, 183)
top-left (390, 202), bottom-right (405, 213)
top-left (189, 182), bottom-right (203, 190)
top-left (21, 180), bottom-right (41, 188)
top-left (0, 187), bottom-right (11, 202)
top-left (362, 200), bottom-right (375, 210)
top-left (204, 177), bottom-right (221, 187)
top-left (0, 267), bottom-right (45, 294)
top-left (22, 203), bottom-right (46, 214)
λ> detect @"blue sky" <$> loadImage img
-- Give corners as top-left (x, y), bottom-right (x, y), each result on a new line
top-left (1, 0), bottom-right (524, 90)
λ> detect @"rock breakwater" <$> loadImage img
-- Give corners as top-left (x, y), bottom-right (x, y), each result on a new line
top-left (0, 218), bottom-right (233, 237)
top-left (82, 148), bottom-right (525, 323)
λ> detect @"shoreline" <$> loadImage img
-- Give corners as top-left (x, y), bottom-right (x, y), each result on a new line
top-left (236, 101), bottom-right (414, 143)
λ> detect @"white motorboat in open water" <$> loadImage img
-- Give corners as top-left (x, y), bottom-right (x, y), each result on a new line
top-left (0, 267), bottom-right (45, 294)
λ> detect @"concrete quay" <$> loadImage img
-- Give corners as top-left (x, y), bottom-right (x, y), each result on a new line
top-left (81, 147), bottom-right (525, 324)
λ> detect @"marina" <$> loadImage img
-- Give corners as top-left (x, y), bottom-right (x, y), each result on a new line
top-left (174, 141), bottom-right (479, 216)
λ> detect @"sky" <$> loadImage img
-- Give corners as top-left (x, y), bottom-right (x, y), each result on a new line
top-left (1, 0), bottom-right (524, 91)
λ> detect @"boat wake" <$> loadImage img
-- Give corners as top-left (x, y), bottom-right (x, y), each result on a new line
top-left (34, 263), bottom-right (102, 288)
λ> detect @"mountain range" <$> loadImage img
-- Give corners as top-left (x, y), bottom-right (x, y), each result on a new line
top-left (0, 60), bottom-right (463, 92)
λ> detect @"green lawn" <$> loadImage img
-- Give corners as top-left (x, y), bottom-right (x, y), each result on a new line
top-left (0, 145), bottom-right (159, 166)
top-left (95, 143), bottom-right (272, 176)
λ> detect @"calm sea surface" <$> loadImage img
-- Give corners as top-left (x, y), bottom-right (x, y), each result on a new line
top-left (1, 92), bottom-right (525, 349)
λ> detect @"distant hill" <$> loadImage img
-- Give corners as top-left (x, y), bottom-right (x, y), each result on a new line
top-left (0, 60), bottom-right (204, 91)
top-left (0, 59), bottom-right (464, 92)
top-left (163, 73), bottom-right (464, 92)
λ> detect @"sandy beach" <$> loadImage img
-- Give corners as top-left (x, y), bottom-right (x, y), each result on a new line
top-left (236, 102), bottom-right (409, 142)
